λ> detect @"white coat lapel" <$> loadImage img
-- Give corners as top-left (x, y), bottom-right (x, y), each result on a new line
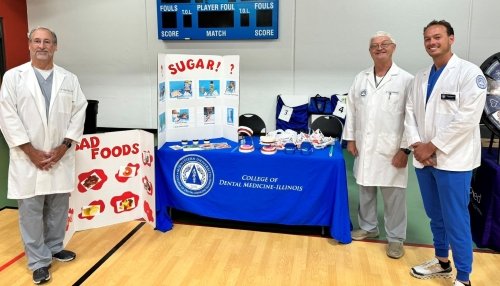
top-left (366, 69), bottom-right (376, 89)
top-left (426, 55), bottom-right (458, 104)
top-left (421, 69), bottom-right (429, 103)
top-left (25, 66), bottom-right (48, 128)
top-left (378, 65), bottom-right (398, 89)
top-left (50, 65), bottom-right (66, 115)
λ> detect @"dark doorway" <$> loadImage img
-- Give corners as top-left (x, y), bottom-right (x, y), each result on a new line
top-left (0, 18), bottom-right (5, 82)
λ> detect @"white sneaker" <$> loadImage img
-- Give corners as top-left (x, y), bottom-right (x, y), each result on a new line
top-left (453, 280), bottom-right (471, 286)
top-left (410, 258), bottom-right (453, 279)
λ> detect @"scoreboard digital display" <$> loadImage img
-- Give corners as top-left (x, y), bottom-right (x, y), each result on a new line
top-left (157, 0), bottom-right (279, 40)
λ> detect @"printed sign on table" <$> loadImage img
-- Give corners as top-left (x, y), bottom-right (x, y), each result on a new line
top-left (64, 130), bottom-right (155, 245)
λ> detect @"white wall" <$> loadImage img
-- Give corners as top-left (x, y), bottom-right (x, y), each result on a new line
top-left (26, 0), bottom-right (500, 130)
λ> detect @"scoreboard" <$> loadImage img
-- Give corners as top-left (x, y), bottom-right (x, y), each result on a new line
top-left (157, 0), bottom-right (279, 40)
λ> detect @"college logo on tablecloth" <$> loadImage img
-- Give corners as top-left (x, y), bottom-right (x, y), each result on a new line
top-left (173, 154), bottom-right (214, 197)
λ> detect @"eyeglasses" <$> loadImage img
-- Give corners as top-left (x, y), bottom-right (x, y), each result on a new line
top-left (31, 39), bottom-right (55, 46)
top-left (369, 41), bottom-right (394, 50)
top-left (284, 142), bottom-right (313, 155)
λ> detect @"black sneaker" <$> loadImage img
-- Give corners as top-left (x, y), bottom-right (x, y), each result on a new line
top-left (33, 266), bottom-right (51, 284)
top-left (52, 250), bottom-right (76, 262)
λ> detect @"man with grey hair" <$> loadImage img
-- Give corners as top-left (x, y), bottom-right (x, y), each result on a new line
top-left (342, 31), bottom-right (413, 258)
top-left (0, 27), bottom-right (87, 284)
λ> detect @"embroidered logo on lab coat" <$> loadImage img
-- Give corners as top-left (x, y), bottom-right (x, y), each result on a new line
top-left (476, 75), bottom-right (487, 89)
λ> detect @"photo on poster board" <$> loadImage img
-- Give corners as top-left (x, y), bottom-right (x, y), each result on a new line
top-left (199, 80), bottom-right (220, 97)
top-left (204, 106), bottom-right (215, 124)
top-left (169, 80), bottom-right (193, 99)
top-left (159, 82), bottom-right (166, 102)
top-left (227, 107), bottom-right (235, 125)
top-left (170, 108), bottom-right (193, 128)
top-left (225, 80), bottom-right (237, 95)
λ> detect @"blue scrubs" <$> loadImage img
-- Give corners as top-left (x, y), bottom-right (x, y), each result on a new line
top-left (415, 167), bottom-right (473, 282)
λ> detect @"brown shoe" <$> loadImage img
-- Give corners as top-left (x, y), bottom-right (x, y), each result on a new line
top-left (351, 229), bottom-right (379, 240)
top-left (386, 242), bottom-right (405, 259)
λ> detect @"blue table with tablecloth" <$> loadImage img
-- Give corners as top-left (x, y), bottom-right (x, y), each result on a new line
top-left (155, 137), bottom-right (352, 244)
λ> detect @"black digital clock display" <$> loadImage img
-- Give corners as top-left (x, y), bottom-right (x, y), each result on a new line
top-left (156, 0), bottom-right (279, 40)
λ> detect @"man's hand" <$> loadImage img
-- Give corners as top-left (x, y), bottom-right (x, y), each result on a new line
top-left (347, 141), bottom-right (358, 157)
top-left (412, 141), bottom-right (437, 166)
top-left (19, 142), bottom-right (69, 171)
top-left (43, 145), bottom-right (68, 170)
top-left (392, 150), bottom-right (409, 168)
top-left (19, 143), bottom-right (51, 170)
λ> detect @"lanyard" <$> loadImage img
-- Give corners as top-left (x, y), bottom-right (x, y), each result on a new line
top-left (373, 66), bottom-right (389, 88)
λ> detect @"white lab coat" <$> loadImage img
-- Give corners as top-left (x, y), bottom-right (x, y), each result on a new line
top-left (343, 63), bottom-right (413, 188)
top-left (404, 54), bottom-right (487, 171)
top-left (0, 62), bottom-right (87, 199)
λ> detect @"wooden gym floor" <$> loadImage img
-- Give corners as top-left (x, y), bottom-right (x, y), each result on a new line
top-left (0, 209), bottom-right (498, 286)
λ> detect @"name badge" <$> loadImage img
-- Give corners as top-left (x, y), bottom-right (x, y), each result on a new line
top-left (441, 94), bottom-right (456, 100)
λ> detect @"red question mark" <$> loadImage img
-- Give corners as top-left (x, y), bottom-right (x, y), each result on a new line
top-left (230, 64), bottom-right (234, 74)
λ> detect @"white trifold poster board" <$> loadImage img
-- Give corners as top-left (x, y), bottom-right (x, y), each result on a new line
top-left (64, 130), bottom-right (156, 245)
top-left (157, 54), bottom-right (240, 148)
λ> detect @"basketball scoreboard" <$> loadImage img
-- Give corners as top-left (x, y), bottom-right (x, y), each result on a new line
top-left (157, 0), bottom-right (279, 40)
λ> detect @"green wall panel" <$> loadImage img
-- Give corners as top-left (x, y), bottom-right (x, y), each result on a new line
top-left (0, 133), bottom-right (17, 208)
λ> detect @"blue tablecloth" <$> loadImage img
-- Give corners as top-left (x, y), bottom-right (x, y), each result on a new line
top-left (155, 137), bottom-right (352, 244)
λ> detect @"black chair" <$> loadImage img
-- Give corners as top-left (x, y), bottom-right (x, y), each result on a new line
top-left (239, 113), bottom-right (267, 136)
top-left (310, 115), bottom-right (344, 138)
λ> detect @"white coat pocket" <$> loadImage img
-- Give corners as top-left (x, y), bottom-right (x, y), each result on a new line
top-left (437, 91), bottom-right (459, 115)
top-left (381, 91), bottom-right (404, 114)
top-left (55, 89), bottom-right (73, 115)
